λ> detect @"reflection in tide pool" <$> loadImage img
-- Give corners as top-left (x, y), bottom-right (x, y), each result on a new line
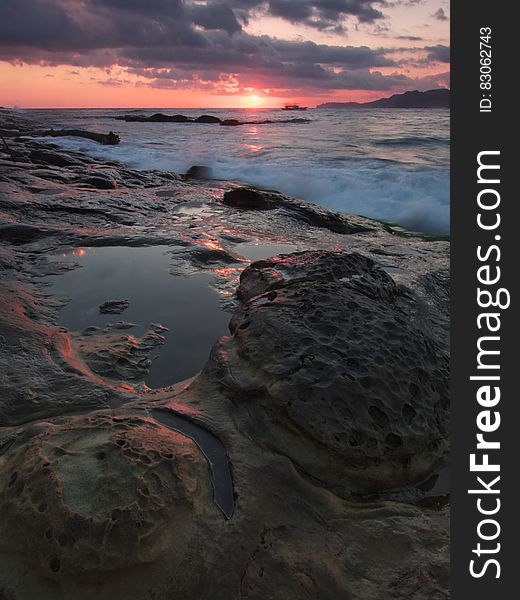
top-left (45, 246), bottom-right (231, 388)
top-left (236, 242), bottom-right (297, 261)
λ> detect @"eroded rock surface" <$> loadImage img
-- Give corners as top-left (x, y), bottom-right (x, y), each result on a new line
top-left (0, 413), bottom-right (217, 579)
top-left (0, 111), bottom-right (450, 600)
top-left (209, 251), bottom-right (449, 494)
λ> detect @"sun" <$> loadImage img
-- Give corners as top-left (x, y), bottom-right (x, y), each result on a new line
top-left (249, 94), bottom-right (260, 105)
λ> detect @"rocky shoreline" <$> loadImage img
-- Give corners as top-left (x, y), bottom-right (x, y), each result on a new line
top-left (0, 111), bottom-right (449, 599)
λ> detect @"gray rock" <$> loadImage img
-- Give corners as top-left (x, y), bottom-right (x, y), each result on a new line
top-left (212, 250), bottom-right (449, 494)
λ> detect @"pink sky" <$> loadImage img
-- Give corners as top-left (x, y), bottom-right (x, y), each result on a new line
top-left (0, 1), bottom-right (450, 108)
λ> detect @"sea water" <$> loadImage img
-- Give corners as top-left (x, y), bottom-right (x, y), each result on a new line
top-left (26, 107), bottom-right (449, 234)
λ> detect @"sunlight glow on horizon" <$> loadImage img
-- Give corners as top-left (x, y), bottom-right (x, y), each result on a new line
top-left (0, 61), bottom-right (446, 109)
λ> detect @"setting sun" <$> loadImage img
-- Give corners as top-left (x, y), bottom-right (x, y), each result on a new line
top-left (249, 94), bottom-right (260, 105)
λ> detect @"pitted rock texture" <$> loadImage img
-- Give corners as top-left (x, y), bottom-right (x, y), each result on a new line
top-left (212, 250), bottom-right (449, 494)
top-left (0, 414), bottom-right (216, 579)
top-left (0, 113), bottom-right (450, 598)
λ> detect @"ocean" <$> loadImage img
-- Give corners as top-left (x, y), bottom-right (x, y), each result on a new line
top-left (24, 107), bottom-right (450, 234)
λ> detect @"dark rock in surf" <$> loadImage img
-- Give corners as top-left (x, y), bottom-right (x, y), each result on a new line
top-left (194, 115), bottom-right (222, 124)
top-left (116, 113), bottom-right (190, 123)
top-left (185, 165), bottom-right (212, 180)
top-left (220, 119), bottom-right (241, 127)
top-left (39, 129), bottom-right (120, 145)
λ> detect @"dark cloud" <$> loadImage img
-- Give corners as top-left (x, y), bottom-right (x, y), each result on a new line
top-left (188, 2), bottom-right (243, 34)
top-left (424, 44), bottom-right (450, 63)
top-left (0, 0), bottom-right (449, 95)
top-left (91, 0), bottom-right (184, 16)
top-left (252, 0), bottom-right (385, 31)
top-left (433, 8), bottom-right (448, 21)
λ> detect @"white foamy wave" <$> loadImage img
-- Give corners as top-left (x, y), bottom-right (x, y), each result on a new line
top-left (41, 134), bottom-right (450, 235)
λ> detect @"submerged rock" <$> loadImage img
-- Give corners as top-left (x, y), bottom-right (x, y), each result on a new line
top-left (99, 299), bottom-right (130, 315)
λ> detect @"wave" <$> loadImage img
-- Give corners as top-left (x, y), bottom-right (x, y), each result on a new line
top-left (41, 136), bottom-right (450, 235)
top-left (372, 136), bottom-right (449, 147)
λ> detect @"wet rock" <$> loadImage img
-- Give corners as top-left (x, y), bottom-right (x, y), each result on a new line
top-left (0, 287), bottom-right (119, 427)
top-left (77, 330), bottom-right (165, 382)
top-left (39, 129), bottom-right (120, 145)
top-left (0, 414), bottom-right (217, 579)
top-left (0, 111), bottom-right (450, 598)
top-left (185, 165), bottom-right (212, 180)
top-left (220, 119), bottom-right (241, 127)
top-left (289, 204), bottom-right (369, 234)
top-left (211, 250), bottom-right (449, 495)
top-left (194, 115), bottom-right (221, 124)
top-left (222, 188), bottom-right (371, 234)
top-left (190, 247), bottom-right (238, 266)
top-left (28, 149), bottom-right (78, 168)
top-left (0, 223), bottom-right (56, 244)
top-left (80, 176), bottom-right (116, 190)
top-left (223, 188), bottom-right (275, 210)
top-left (99, 299), bottom-right (130, 315)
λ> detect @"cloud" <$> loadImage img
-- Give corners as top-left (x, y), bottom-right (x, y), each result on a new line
top-left (0, 0), bottom-right (449, 96)
top-left (227, 0), bottom-right (386, 29)
top-left (433, 8), bottom-right (448, 21)
top-left (424, 44), bottom-right (450, 63)
top-left (188, 2), bottom-right (243, 34)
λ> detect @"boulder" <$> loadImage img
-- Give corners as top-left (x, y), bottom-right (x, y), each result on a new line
top-left (211, 250), bottom-right (450, 495)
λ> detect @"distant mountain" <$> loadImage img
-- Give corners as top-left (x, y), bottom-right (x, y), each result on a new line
top-left (317, 89), bottom-right (450, 109)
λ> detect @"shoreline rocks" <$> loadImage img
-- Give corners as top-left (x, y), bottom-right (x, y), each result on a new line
top-left (0, 110), bottom-right (450, 599)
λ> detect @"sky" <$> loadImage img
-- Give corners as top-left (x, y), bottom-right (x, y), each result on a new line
top-left (0, 0), bottom-right (450, 108)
